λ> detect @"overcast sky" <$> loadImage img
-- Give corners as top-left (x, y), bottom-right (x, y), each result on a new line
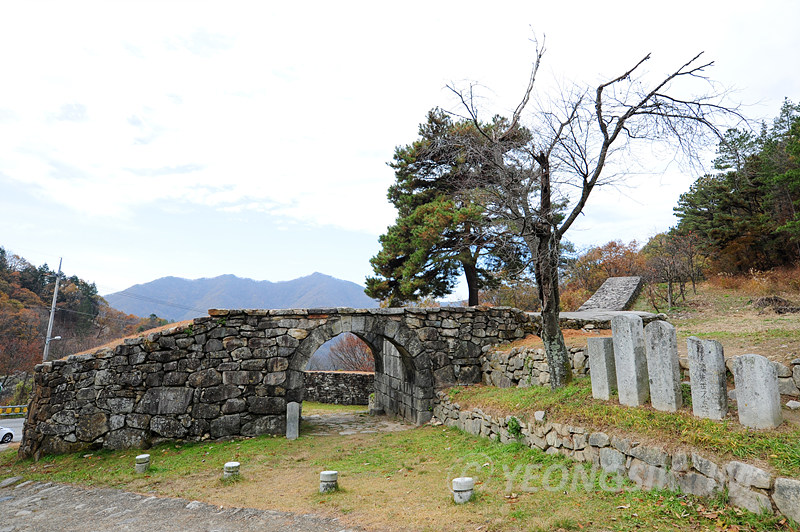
top-left (1, 1), bottom-right (798, 302)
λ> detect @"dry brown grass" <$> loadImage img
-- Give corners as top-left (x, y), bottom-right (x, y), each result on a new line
top-left (66, 320), bottom-right (194, 359)
top-left (665, 283), bottom-right (800, 365)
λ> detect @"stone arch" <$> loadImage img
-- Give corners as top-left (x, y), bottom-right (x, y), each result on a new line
top-left (288, 313), bottom-right (434, 424)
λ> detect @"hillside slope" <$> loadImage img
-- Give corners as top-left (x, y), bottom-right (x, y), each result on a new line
top-left (104, 272), bottom-right (377, 321)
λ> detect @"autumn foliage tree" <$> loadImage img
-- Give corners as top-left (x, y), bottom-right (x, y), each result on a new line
top-left (0, 246), bottom-right (162, 396)
top-left (328, 333), bottom-right (375, 372)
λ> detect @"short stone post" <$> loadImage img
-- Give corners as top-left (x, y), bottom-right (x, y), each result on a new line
top-left (135, 454), bottom-right (150, 474)
top-left (286, 401), bottom-right (300, 440)
top-left (223, 461), bottom-right (240, 479)
top-left (732, 354), bottom-right (782, 429)
top-left (587, 337), bottom-right (617, 400)
top-left (319, 470), bottom-right (338, 493)
top-left (644, 321), bottom-right (682, 412)
top-left (452, 477), bottom-right (475, 504)
top-left (687, 337), bottom-right (728, 420)
top-left (611, 314), bottom-right (650, 406)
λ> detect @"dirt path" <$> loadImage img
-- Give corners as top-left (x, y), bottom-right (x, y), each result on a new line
top-left (0, 477), bottom-right (359, 532)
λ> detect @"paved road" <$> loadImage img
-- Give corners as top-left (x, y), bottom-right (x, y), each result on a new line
top-left (0, 417), bottom-right (24, 441)
top-left (0, 478), bottom-right (358, 532)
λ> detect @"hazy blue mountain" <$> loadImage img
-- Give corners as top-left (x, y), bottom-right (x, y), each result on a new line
top-left (104, 272), bottom-right (377, 321)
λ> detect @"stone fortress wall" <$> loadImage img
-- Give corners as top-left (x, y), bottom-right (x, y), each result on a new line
top-left (303, 371), bottom-right (373, 405)
top-left (19, 306), bottom-right (529, 459)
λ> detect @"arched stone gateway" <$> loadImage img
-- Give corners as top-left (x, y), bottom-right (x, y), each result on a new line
top-left (19, 307), bottom-right (529, 458)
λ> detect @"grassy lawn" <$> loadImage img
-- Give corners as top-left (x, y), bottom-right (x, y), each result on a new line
top-left (1, 420), bottom-right (794, 531)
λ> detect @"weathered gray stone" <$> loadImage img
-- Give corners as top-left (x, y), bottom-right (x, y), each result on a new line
top-left (732, 354), bottom-right (782, 429)
top-left (105, 428), bottom-right (148, 450)
top-left (671, 452), bottom-right (691, 472)
top-left (587, 337), bottom-right (617, 400)
top-left (628, 445), bottom-right (670, 468)
top-left (778, 377), bottom-right (800, 396)
top-left (691, 453), bottom-right (723, 483)
top-left (611, 314), bottom-right (650, 406)
top-left (676, 472), bottom-right (720, 498)
top-left (578, 276), bottom-right (643, 311)
top-left (644, 321), bottom-right (682, 412)
top-left (599, 447), bottom-right (626, 475)
top-left (136, 387), bottom-right (194, 415)
top-left (787, 400), bottom-right (800, 410)
top-left (687, 337), bottom-right (728, 420)
top-left (773, 478), bottom-right (800, 522)
top-left (628, 458), bottom-right (672, 490)
top-left (286, 401), bottom-right (300, 440)
top-left (150, 416), bottom-right (187, 438)
top-left (588, 432), bottom-right (610, 448)
top-left (725, 461), bottom-right (772, 489)
top-left (75, 412), bottom-right (108, 442)
top-left (728, 481), bottom-right (773, 515)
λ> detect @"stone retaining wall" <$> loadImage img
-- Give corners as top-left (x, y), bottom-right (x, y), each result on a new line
top-left (303, 371), bottom-right (373, 405)
top-left (481, 346), bottom-right (588, 388)
top-left (432, 390), bottom-right (800, 522)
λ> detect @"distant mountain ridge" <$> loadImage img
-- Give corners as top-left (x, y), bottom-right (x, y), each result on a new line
top-left (104, 272), bottom-right (377, 321)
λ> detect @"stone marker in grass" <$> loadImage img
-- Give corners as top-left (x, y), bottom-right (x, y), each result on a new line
top-left (320, 470), bottom-right (338, 493)
top-left (644, 321), bottom-right (682, 412)
top-left (732, 354), bottom-right (782, 429)
top-left (611, 314), bottom-right (649, 407)
top-left (587, 337), bottom-right (616, 400)
top-left (687, 337), bottom-right (728, 420)
top-left (287, 401), bottom-right (300, 440)
top-left (223, 461), bottom-right (240, 479)
top-left (135, 454), bottom-right (150, 474)
top-left (452, 477), bottom-right (475, 504)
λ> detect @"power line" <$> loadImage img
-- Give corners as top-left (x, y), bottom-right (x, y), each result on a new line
top-left (111, 291), bottom-right (207, 314)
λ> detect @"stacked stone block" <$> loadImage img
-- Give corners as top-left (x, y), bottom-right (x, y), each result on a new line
top-left (303, 371), bottom-right (373, 405)
top-left (480, 345), bottom-right (588, 388)
top-left (433, 391), bottom-right (799, 522)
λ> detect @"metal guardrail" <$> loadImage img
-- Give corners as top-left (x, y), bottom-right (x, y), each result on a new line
top-left (0, 405), bottom-right (27, 416)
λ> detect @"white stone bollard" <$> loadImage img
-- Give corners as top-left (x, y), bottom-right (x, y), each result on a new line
top-left (319, 470), bottom-right (338, 493)
top-left (223, 461), bottom-right (240, 479)
top-left (135, 454), bottom-right (150, 474)
top-left (687, 337), bottom-right (728, 420)
top-left (644, 321), bottom-right (683, 412)
top-left (452, 477), bottom-right (475, 504)
top-left (587, 337), bottom-right (617, 400)
top-left (611, 314), bottom-right (650, 406)
top-left (733, 354), bottom-right (782, 429)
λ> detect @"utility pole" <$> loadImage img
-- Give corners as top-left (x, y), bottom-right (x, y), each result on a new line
top-left (43, 258), bottom-right (62, 362)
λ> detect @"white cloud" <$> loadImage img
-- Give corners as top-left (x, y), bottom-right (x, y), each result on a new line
top-left (0, 1), bottom-right (798, 294)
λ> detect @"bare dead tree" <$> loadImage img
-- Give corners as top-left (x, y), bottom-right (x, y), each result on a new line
top-left (447, 38), bottom-right (744, 388)
top-left (329, 333), bottom-right (375, 372)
